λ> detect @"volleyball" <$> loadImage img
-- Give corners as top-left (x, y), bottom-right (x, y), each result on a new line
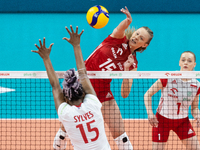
top-left (86, 5), bottom-right (109, 29)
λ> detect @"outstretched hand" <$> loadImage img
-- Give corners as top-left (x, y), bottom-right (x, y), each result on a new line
top-left (63, 25), bottom-right (84, 47)
top-left (31, 37), bottom-right (54, 60)
top-left (120, 6), bottom-right (132, 23)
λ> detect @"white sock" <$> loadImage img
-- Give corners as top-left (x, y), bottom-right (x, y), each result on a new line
top-left (53, 128), bottom-right (67, 150)
top-left (114, 132), bottom-right (133, 150)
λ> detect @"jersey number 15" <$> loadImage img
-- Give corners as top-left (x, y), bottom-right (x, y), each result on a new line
top-left (99, 58), bottom-right (116, 71)
top-left (76, 120), bottom-right (99, 143)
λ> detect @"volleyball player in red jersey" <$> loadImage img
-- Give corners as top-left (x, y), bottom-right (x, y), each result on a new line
top-left (84, 6), bottom-right (153, 149)
top-left (144, 51), bottom-right (200, 150)
top-left (54, 6), bottom-right (153, 150)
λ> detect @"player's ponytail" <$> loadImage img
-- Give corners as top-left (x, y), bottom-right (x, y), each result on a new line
top-left (62, 69), bottom-right (83, 101)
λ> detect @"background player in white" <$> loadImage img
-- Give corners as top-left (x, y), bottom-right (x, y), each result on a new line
top-left (144, 51), bottom-right (200, 150)
top-left (32, 25), bottom-right (111, 150)
top-left (54, 6), bottom-right (153, 150)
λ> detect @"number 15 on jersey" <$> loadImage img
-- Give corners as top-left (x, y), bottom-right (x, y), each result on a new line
top-left (76, 120), bottom-right (99, 143)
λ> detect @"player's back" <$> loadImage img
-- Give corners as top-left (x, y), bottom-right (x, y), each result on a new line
top-left (58, 94), bottom-right (111, 150)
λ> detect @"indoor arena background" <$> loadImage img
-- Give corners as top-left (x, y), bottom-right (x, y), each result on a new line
top-left (1, 0), bottom-right (200, 149)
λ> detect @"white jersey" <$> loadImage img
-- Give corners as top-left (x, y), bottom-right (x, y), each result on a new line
top-left (157, 78), bottom-right (200, 119)
top-left (58, 94), bottom-right (111, 150)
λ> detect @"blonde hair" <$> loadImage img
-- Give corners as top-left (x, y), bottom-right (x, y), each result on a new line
top-left (125, 26), bottom-right (135, 40)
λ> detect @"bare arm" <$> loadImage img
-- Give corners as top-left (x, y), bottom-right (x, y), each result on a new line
top-left (191, 94), bottom-right (200, 127)
top-left (63, 25), bottom-right (96, 96)
top-left (32, 38), bottom-right (64, 112)
top-left (121, 68), bottom-right (136, 98)
top-left (144, 79), bottom-right (163, 127)
top-left (110, 6), bottom-right (132, 39)
top-left (121, 54), bottom-right (136, 98)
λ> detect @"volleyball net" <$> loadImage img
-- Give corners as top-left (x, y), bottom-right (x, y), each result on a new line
top-left (0, 71), bottom-right (200, 150)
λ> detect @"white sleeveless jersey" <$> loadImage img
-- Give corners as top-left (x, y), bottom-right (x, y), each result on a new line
top-left (58, 94), bottom-right (111, 150)
top-left (157, 78), bottom-right (200, 119)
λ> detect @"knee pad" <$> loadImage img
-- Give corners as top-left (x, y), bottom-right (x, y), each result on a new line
top-left (114, 132), bottom-right (133, 150)
top-left (53, 128), bottom-right (67, 150)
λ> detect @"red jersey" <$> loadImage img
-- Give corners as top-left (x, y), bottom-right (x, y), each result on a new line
top-left (85, 35), bottom-right (138, 73)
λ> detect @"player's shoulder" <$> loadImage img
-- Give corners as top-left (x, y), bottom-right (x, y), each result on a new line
top-left (162, 78), bottom-right (182, 85)
top-left (58, 102), bottom-right (71, 116)
top-left (84, 94), bottom-right (101, 106)
top-left (103, 35), bottom-right (127, 43)
top-left (191, 78), bottom-right (200, 88)
top-left (160, 78), bottom-right (169, 87)
top-left (191, 78), bottom-right (200, 83)
top-left (84, 94), bottom-right (100, 102)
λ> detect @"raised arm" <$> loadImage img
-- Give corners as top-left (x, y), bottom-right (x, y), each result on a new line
top-left (32, 38), bottom-right (64, 112)
top-left (110, 6), bottom-right (132, 39)
top-left (144, 79), bottom-right (163, 127)
top-left (191, 94), bottom-right (200, 127)
top-left (63, 25), bottom-right (96, 96)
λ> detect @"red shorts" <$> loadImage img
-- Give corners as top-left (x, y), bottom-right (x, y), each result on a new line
top-left (90, 79), bottom-right (114, 103)
top-left (152, 112), bottom-right (196, 142)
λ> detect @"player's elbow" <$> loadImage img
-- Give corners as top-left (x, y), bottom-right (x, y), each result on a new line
top-left (144, 93), bottom-right (149, 101)
top-left (144, 92), bottom-right (148, 98)
top-left (191, 106), bottom-right (199, 112)
top-left (121, 91), bottom-right (129, 98)
top-left (144, 92), bottom-right (153, 104)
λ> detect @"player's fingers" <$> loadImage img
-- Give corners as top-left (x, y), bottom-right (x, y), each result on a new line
top-left (65, 27), bottom-right (71, 35)
top-left (43, 37), bottom-right (46, 47)
top-left (39, 39), bottom-right (42, 47)
top-left (150, 121), bottom-right (155, 127)
top-left (49, 43), bottom-right (54, 49)
top-left (120, 8), bottom-right (125, 13)
top-left (125, 6), bottom-right (130, 14)
top-left (128, 54), bottom-right (133, 59)
top-left (75, 26), bottom-right (78, 34)
top-left (197, 120), bottom-right (200, 127)
top-left (79, 30), bottom-right (84, 36)
top-left (121, 7), bottom-right (129, 15)
top-left (154, 118), bottom-right (159, 127)
top-left (148, 118), bottom-right (154, 126)
top-left (153, 117), bottom-right (159, 123)
top-left (128, 58), bottom-right (134, 63)
top-left (70, 25), bottom-right (74, 33)
top-left (35, 44), bottom-right (40, 49)
top-left (124, 7), bottom-right (131, 18)
top-left (31, 50), bottom-right (39, 53)
top-left (62, 37), bottom-right (69, 41)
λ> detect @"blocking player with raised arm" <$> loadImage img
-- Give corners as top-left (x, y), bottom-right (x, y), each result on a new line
top-left (144, 51), bottom-right (200, 150)
top-left (55, 6), bottom-right (154, 150)
top-left (32, 25), bottom-right (111, 150)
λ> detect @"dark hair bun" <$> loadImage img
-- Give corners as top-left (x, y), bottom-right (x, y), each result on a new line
top-left (62, 69), bottom-right (83, 100)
